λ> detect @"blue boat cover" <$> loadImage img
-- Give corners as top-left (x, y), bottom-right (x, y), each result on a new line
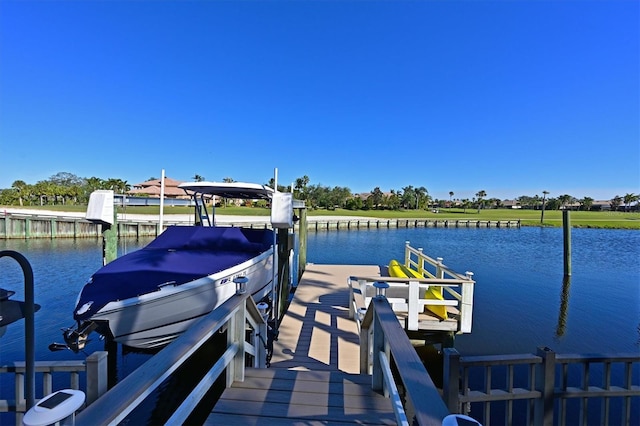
top-left (74, 226), bottom-right (273, 321)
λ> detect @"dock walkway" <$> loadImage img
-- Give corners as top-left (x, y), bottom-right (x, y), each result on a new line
top-left (206, 264), bottom-right (398, 425)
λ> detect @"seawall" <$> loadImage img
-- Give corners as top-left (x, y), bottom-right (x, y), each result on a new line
top-left (0, 209), bottom-right (520, 239)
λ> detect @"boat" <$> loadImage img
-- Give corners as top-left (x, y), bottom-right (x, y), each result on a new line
top-left (388, 259), bottom-right (448, 320)
top-left (59, 181), bottom-right (284, 352)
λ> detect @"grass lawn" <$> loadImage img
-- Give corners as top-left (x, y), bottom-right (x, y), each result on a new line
top-left (3, 205), bottom-right (639, 229)
top-left (306, 207), bottom-right (640, 229)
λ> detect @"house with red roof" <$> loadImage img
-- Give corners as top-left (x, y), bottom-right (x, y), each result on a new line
top-left (127, 177), bottom-right (189, 199)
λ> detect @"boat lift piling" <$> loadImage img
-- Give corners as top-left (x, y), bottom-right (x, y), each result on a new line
top-left (563, 210), bottom-right (571, 277)
top-left (85, 190), bottom-right (118, 265)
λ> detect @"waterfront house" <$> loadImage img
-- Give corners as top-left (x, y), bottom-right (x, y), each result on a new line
top-left (127, 177), bottom-right (188, 199)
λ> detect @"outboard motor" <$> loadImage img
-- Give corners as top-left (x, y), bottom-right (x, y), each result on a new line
top-left (50, 321), bottom-right (98, 352)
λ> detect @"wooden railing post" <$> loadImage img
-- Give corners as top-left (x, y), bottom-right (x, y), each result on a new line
top-left (348, 277), bottom-right (355, 319)
top-left (86, 351), bottom-right (108, 405)
top-left (407, 280), bottom-right (419, 331)
top-left (436, 257), bottom-right (444, 279)
top-left (15, 372), bottom-right (25, 412)
top-left (534, 346), bottom-right (556, 426)
top-left (403, 241), bottom-right (410, 266)
top-left (443, 348), bottom-right (461, 413)
top-left (255, 315), bottom-right (267, 369)
top-left (43, 372), bottom-right (53, 395)
top-left (370, 285), bottom-right (389, 393)
top-left (460, 272), bottom-right (474, 333)
top-left (417, 248), bottom-right (425, 275)
top-left (227, 300), bottom-right (246, 386)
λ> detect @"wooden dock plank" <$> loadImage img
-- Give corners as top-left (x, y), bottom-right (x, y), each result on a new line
top-left (208, 264), bottom-right (396, 425)
top-left (207, 369), bottom-right (396, 425)
top-left (205, 412), bottom-right (386, 426)
top-left (270, 264), bottom-right (381, 373)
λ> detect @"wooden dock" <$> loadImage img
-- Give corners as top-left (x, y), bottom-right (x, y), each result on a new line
top-left (206, 264), bottom-right (399, 425)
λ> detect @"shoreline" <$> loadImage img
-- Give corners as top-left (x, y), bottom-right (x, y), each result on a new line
top-left (2, 207), bottom-right (638, 230)
top-left (0, 207), bottom-right (370, 224)
top-left (0, 208), bottom-right (523, 239)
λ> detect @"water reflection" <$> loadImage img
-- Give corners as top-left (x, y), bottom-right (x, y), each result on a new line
top-left (555, 275), bottom-right (571, 338)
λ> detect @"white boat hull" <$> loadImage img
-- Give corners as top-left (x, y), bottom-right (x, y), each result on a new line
top-left (91, 249), bottom-right (273, 349)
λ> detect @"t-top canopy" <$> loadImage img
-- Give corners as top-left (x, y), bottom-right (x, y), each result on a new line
top-left (178, 181), bottom-right (274, 200)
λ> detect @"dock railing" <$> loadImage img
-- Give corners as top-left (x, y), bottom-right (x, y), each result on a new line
top-left (404, 241), bottom-right (475, 332)
top-left (443, 347), bottom-right (640, 426)
top-left (348, 243), bottom-right (475, 334)
top-left (0, 351), bottom-right (108, 426)
top-left (359, 293), bottom-right (451, 425)
top-left (74, 291), bottom-right (268, 426)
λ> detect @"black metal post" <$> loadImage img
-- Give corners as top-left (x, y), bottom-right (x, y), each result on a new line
top-left (0, 250), bottom-right (35, 409)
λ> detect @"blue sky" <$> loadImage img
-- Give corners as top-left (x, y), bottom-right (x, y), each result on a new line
top-left (1, 0), bottom-right (638, 201)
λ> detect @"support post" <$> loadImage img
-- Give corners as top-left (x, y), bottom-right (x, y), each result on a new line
top-left (102, 211), bottom-right (118, 265)
top-left (86, 351), bottom-right (108, 404)
top-left (442, 348), bottom-right (461, 413)
top-left (407, 280), bottom-right (419, 331)
top-left (460, 272), bottom-right (474, 333)
top-left (277, 228), bottom-right (290, 319)
top-left (563, 210), bottom-right (571, 276)
top-left (0, 251), bottom-right (35, 410)
top-left (227, 298), bottom-right (246, 386)
top-left (159, 169), bottom-right (165, 233)
top-left (417, 247), bottom-right (424, 275)
top-left (534, 346), bottom-right (556, 426)
top-left (371, 311), bottom-right (385, 392)
top-left (297, 207), bottom-right (307, 278)
top-left (403, 240), bottom-right (410, 266)
top-left (436, 257), bottom-right (444, 279)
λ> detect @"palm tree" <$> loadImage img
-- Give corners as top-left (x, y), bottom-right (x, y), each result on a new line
top-left (416, 186), bottom-right (428, 210)
top-left (449, 191), bottom-right (454, 208)
top-left (623, 193), bottom-right (638, 212)
top-left (580, 197), bottom-right (594, 211)
top-left (475, 190), bottom-right (487, 213)
top-left (294, 175), bottom-right (310, 200)
top-left (370, 187), bottom-right (384, 209)
top-left (462, 198), bottom-right (471, 213)
top-left (85, 177), bottom-right (104, 191)
top-left (541, 190), bottom-right (549, 223)
top-left (105, 179), bottom-right (129, 194)
top-left (401, 186), bottom-right (415, 209)
top-left (11, 180), bottom-right (28, 206)
top-left (558, 194), bottom-right (572, 210)
top-left (33, 180), bottom-right (54, 206)
top-left (192, 174), bottom-right (205, 182)
top-left (610, 195), bottom-right (622, 211)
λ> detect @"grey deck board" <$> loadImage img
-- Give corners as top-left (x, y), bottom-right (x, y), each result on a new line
top-left (207, 264), bottom-right (397, 425)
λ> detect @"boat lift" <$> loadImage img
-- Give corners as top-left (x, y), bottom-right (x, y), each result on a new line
top-left (0, 250), bottom-right (40, 411)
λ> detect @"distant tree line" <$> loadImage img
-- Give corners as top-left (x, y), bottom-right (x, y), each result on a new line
top-left (1, 172), bottom-right (638, 212)
top-left (0, 172), bottom-right (131, 206)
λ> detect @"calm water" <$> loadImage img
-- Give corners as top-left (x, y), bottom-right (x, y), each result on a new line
top-left (1, 227), bottom-right (639, 421)
top-left (307, 227), bottom-right (640, 355)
